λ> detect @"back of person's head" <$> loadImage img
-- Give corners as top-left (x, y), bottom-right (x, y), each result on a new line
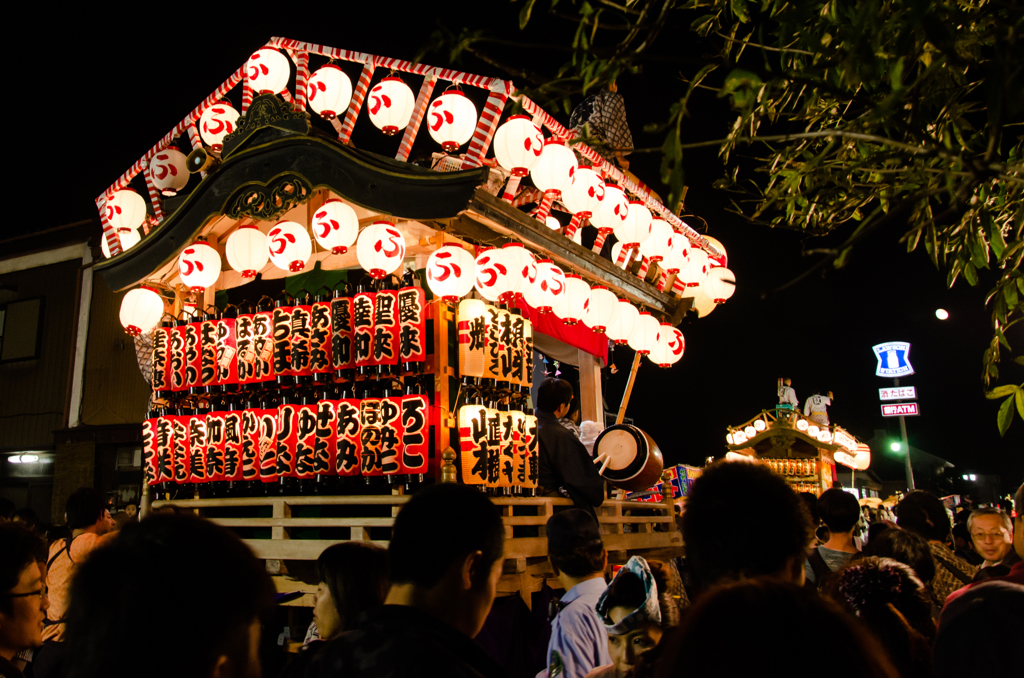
top-left (934, 581), bottom-right (1024, 678)
top-left (536, 378), bottom-right (574, 413)
top-left (682, 461), bottom-right (812, 590)
top-left (62, 513), bottom-right (274, 678)
top-left (547, 508), bottom-right (606, 577)
top-left (0, 522), bottom-right (47, 615)
top-left (818, 488), bottom-right (862, 533)
top-left (317, 541), bottom-right (388, 633)
top-left (388, 483), bottom-right (504, 589)
top-left (950, 522), bottom-right (971, 546)
top-left (0, 497), bottom-right (15, 521)
top-left (65, 487), bottom-right (108, 530)
top-left (656, 580), bottom-right (898, 678)
top-left (12, 507), bottom-right (41, 533)
top-left (798, 492), bottom-right (820, 528)
top-left (895, 490), bottom-right (950, 542)
top-left (862, 526), bottom-right (936, 584)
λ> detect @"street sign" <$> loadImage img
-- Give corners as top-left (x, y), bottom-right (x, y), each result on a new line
top-left (879, 386), bottom-right (917, 401)
top-left (873, 342), bottom-right (915, 377)
top-left (881, 402), bottom-right (920, 417)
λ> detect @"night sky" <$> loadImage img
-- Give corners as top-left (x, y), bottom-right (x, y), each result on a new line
top-left (11, 5), bottom-right (1021, 491)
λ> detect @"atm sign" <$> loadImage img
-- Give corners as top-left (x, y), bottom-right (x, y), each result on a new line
top-left (881, 403), bottom-right (920, 417)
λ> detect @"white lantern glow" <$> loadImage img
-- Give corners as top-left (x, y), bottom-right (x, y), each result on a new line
top-left (694, 289), bottom-right (717, 317)
top-left (708, 267), bottom-right (736, 303)
top-left (628, 312), bottom-right (661, 355)
top-left (605, 299), bottom-right (640, 344)
top-left (531, 260), bottom-right (565, 313)
top-left (492, 115), bottom-right (545, 176)
top-left (267, 221), bottom-right (313, 273)
top-left (649, 324), bottom-right (685, 367)
top-left (150, 147), bottom-right (189, 196)
top-left (744, 426), bottom-right (757, 438)
top-left (356, 221), bottom-right (407, 279)
top-left (545, 216), bottom-right (561, 230)
top-left (247, 48), bottom-right (290, 94)
top-left (225, 225), bottom-right (268, 278)
top-left (556, 275), bottom-right (591, 325)
top-left (311, 199), bottom-right (359, 255)
top-left (661, 232), bottom-right (689, 277)
top-left (614, 201), bottom-right (652, 249)
top-left (530, 140), bottom-right (578, 198)
top-left (561, 167), bottom-right (605, 218)
top-left (501, 243), bottom-right (536, 301)
top-left (678, 248), bottom-right (710, 295)
top-left (306, 64), bottom-right (353, 120)
top-left (117, 227), bottom-right (140, 252)
top-left (106, 189), bottom-right (147, 233)
top-left (426, 244), bottom-right (476, 302)
top-left (592, 183), bottom-right (629, 233)
top-left (582, 286), bottom-right (620, 334)
top-left (119, 286), bottom-right (164, 337)
top-left (367, 77), bottom-right (415, 135)
top-left (704, 235), bottom-right (728, 267)
top-left (474, 248), bottom-right (511, 303)
top-left (199, 102), bottom-right (240, 152)
top-left (639, 218), bottom-right (673, 263)
top-left (178, 240), bottom-right (222, 292)
top-left (754, 419), bottom-right (767, 431)
top-left (807, 425), bottom-right (820, 438)
top-left (427, 90), bottom-right (478, 153)
top-left (796, 419), bottom-right (809, 431)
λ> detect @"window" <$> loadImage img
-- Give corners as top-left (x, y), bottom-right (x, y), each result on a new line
top-left (0, 298), bottom-right (44, 362)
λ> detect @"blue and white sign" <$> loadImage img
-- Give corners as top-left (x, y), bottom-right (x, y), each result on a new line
top-left (873, 342), bottom-right (915, 377)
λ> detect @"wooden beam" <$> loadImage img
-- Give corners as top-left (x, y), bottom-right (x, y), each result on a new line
top-left (578, 349), bottom-right (604, 425)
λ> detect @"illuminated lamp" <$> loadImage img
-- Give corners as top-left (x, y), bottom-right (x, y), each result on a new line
top-left (614, 201), bottom-right (652, 250)
top-left (356, 221), bottom-right (407, 278)
top-left (605, 299), bottom-right (640, 345)
top-left (367, 77), bottom-right (415, 135)
top-left (627, 312), bottom-right (661, 355)
top-left (267, 221), bottom-right (313, 273)
top-left (178, 239), bottom-right (222, 292)
top-left (427, 90), bottom-right (478, 152)
top-left (426, 243), bottom-right (476, 302)
top-left (649, 324), bottom-right (684, 367)
top-left (557, 275), bottom-right (591, 325)
top-left (733, 430), bottom-right (748, 444)
top-left (150, 147), bottom-right (189, 196)
top-left (530, 139), bottom-right (577, 199)
top-left (582, 286), bottom-right (620, 333)
top-left (561, 167), bottom-right (605, 237)
top-left (638, 217), bottom-right (673, 265)
top-left (661, 232), bottom-right (690, 280)
top-left (501, 243), bottom-right (537, 302)
top-left (117, 227), bottom-right (141, 252)
top-left (531, 260), bottom-right (565, 313)
top-left (678, 248), bottom-right (710, 294)
top-left (807, 425), bottom-right (820, 437)
top-left (473, 248), bottom-right (510, 302)
top-left (818, 430), bottom-right (833, 443)
top-left (704, 235), bottom-right (728, 267)
top-left (693, 289), bottom-right (718, 318)
top-left (119, 286), bottom-right (164, 336)
top-left (106, 189), bottom-right (147, 233)
top-left (708, 267), bottom-right (736, 303)
top-left (744, 426), bottom-right (757, 438)
top-left (493, 115), bottom-right (544, 176)
top-left (591, 183), bottom-right (629, 252)
top-left (311, 199), bottom-right (358, 254)
top-left (199, 102), bottom-right (239, 152)
top-left (225, 225), bottom-right (268, 278)
top-left (246, 48), bottom-right (290, 94)
top-left (545, 216), bottom-right (561, 230)
top-left (796, 419), bottom-right (809, 431)
top-left (306, 64), bottom-right (353, 120)
top-left (726, 433), bottom-right (735, 445)
top-left (753, 419), bottom-right (767, 431)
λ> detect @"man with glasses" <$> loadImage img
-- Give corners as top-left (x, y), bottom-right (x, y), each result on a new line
top-left (968, 507), bottom-right (1020, 579)
top-left (0, 523), bottom-right (49, 678)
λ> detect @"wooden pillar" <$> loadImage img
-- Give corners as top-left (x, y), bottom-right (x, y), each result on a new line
top-left (578, 349), bottom-right (603, 425)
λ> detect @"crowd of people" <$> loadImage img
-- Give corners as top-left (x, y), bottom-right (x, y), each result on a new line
top-left (2, 461), bottom-right (1022, 678)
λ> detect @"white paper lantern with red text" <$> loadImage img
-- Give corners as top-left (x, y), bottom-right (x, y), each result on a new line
top-left (106, 189), bottom-right (147, 233)
top-left (311, 199), bottom-right (359, 254)
top-left (427, 244), bottom-right (475, 302)
top-left (661, 232), bottom-right (690, 276)
top-left (708, 267), bottom-right (736, 303)
top-left (267, 221), bottom-right (313, 273)
top-left (367, 77), bottom-right (415, 135)
top-left (357, 221), bottom-right (407, 278)
top-left (199, 102), bottom-right (239, 151)
top-left (501, 243), bottom-right (537, 301)
top-left (678, 248), bottom-right (710, 294)
top-left (592, 184), bottom-right (629, 233)
top-left (556, 275), bottom-right (591, 325)
top-left (606, 299), bottom-right (640, 344)
top-left (530, 260), bottom-right (565, 313)
top-left (178, 240), bottom-right (222, 292)
top-left (582, 286), bottom-right (620, 334)
top-left (530, 140), bottom-right (578, 198)
top-left (225, 225), bottom-right (268, 278)
top-left (150, 147), bottom-right (189, 196)
top-left (639, 218), bottom-right (673, 263)
top-left (628, 312), bottom-right (661, 355)
top-left (493, 115), bottom-right (545, 176)
top-left (427, 90), bottom-right (478, 152)
top-left (247, 48), bottom-right (290, 94)
top-left (117, 227), bottom-right (140, 252)
top-left (119, 286), bottom-right (164, 337)
top-left (614, 201), bottom-right (652, 249)
top-left (704, 235), bottom-right (728, 268)
top-left (306, 64), bottom-right (353, 120)
top-left (474, 248), bottom-right (511, 302)
top-left (561, 167), bottom-right (605, 218)
top-left (649, 324), bottom-right (685, 367)
top-left (694, 288), bottom-right (717, 317)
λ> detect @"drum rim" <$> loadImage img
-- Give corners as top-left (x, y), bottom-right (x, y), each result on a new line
top-left (594, 424), bottom-right (648, 482)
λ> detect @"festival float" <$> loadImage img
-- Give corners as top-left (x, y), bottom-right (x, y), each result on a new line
top-left (98, 38), bottom-right (738, 608)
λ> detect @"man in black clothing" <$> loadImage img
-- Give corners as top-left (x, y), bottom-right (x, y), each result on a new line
top-left (536, 378), bottom-right (605, 516)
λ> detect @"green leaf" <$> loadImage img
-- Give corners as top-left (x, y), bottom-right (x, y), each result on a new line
top-left (997, 395), bottom-right (1014, 436)
top-left (890, 57), bottom-right (905, 90)
top-left (518, 0), bottom-right (538, 30)
top-left (1016, 389), bottom-right (1024, 419)
top-left (1005, 283), bottom-right (1020, 311)
top-left (986, 384), bottom-right (1019, 399)
top-left (719, 69), bottom-right (763, 108)
top-left (731, 0), bottom-right (750, 23)
top-left (963, 261), bottom-right (979, 286)
top-left (1016, 356), bottom-right (1024, 366)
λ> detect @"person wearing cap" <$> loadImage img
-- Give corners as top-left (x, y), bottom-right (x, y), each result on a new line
top-left (588, 556), bottom-right (665, 678)
top-left (536, 378), bottom-right (605, 517)
top-left (540, 509), bottom-right (611, 678)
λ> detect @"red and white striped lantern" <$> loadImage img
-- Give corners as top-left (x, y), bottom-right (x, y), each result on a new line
top-left (530, 139), bottom-right (577, 198)
top-left (426, 243), bottom-right (476, 302)
top-left (427, 90), bottom-right (478, 152)
top-left (306, 64), bottom-right (353, 120)
top-left (367, 77), bottom-right (415, 135)
top-left (591, 183), bottom-right (629, 253)
top-left (267, 221), bottom-right (313, 273)
top-left (605, 299), bottom-right (640, 345)
top-left (615, 201), bottom-right (653, 250)
top-left (178, 240), bottom-right (222, 292)
top-left (356, 221), bottom-right (407, 279)
top-left (649, 324), bottom-right (685, 367)
top-left (311, 199), bottom-right (359, 255)
top-left (199, 102), bottom-right (239, 152)
top-left (501, 243), bottom-right (537, 302)
top-left (530, 260), bottom-right (565, 313)
top-left (556, 275), bottom-right (591, 325)
top-left (561, 167), bottom-right (605, 238)
top-left (582, 286), bottom-right (620, 334)
top-left (106, 189), bottom-right (147, 233)
top-left (493, 115), bottom-right (545, 177)
top-left (150, 147), bottom-right (189, 196)
top-left (474, 248), bottom-right (511, 303)
top-left (708, 267), bottom-right (736, 303)
top-left (247, 48), bottom-right (291, 94)
top-left (225, 225), bottom-right (268, 278)
top-left (119, 286), bottom-right (164, 337)
top-left (628, 312), bottom-right (661, 355)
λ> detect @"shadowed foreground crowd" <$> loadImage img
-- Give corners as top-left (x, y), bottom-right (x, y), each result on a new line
top-left (1, 463), bottom-right (1022, 678)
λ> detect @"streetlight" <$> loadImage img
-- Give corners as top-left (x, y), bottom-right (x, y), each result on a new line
top-left (935, 309), bottom-right (949, 320)
top-left (890, 442), bottom-right (902, 452)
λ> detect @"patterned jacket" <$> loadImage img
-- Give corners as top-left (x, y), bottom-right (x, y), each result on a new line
top-left (928, 541), bottom-right (978, 607)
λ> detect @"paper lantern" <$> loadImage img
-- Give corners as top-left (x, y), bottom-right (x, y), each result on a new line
top-left (708, 267), bottom-right (736, 303)
top-left (582, 286), bottom-right (620, 333)
top-left (356, 221), bottom-right (406, 278)
top-left (106, 189), bottom-right (147, 232)
top-left (247, 48), bottom-right (290, 94)
top-left (150, 147), bottom-right (189, 196)
top-left (119, 286), bottom-right (164, 336)
top-left (639, 218), bottom-right (673, 263)
top-left (306, 64), bottom-right (353, 120)
top-left (474, 248), bottom-right (511, 302)
top-left (592, 183), bottom-right (629, 233)
top-left (530, 140), bottom-right (578, 198)
top-left (493, 115), bottom-right (545, 176)
top-left (678, 248), bottom-right (710, 294)
top-left (704, 235), bottom-right (728, 267)
top-left (178, 240), bottom-right (222, 292)
top-left (367, 77), bottom-right (415, 135)
top-left (117, 227), bottom-right (140, 252)
top-left (501, 243), bottom-right (537, 301)
top-left (199, 102), bottom-right (239, 152)
top-left (311, 199), bottom-right (358, 255)
top-left (556, 275), bottom-right (590, 325)
top-left (605, 299), bottom-right (640, 345)
top-left (628, 312), bottom-right (661, 355)
top-left (614, 201), bottom-right (652, 248)
top-left (693, 289), bottom-right (718, 318)
top-left (545, 216), bottom-right (561, 230)
top-left (649, 324), bottom-right (685, 367)
top-left (661, 231), bottom-right (690, 276)
top-left (225, 225), bottom-right (268, 278)
top-left (427, 90), bottom-right (478, 153)
top-left (531, 260), bottom-right (565, 313)
top-left (267, 221), bottom-right (312, 273)
top-left (561, 167), bottom-right (605, 219)
top-left (426, 243), bottom-right (476, 302)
